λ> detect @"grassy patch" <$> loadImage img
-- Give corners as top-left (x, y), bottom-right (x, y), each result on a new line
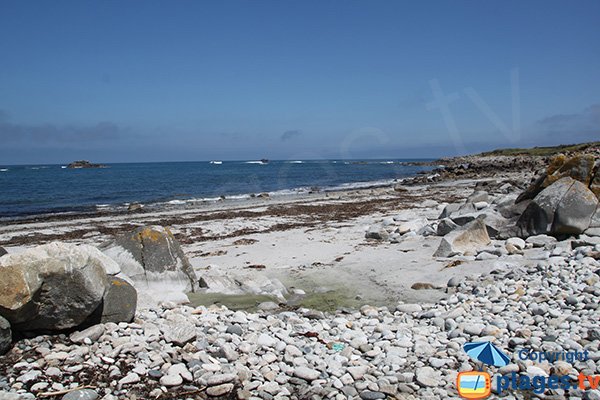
top-left (479, 141), bottom-right (600, 157)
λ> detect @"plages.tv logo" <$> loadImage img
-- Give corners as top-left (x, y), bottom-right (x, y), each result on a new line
top-left (457, 341), bottom-right (510, 399)
top-left (456, 371), bottom-right (491, 399)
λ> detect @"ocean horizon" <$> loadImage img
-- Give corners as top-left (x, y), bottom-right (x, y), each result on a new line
top-left (0, 159), bottom-right (435, 218)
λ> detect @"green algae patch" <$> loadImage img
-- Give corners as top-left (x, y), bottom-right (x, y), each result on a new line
top-left (292, 289), bottom-right (364, 312)
top-left (187, 292), bottom-right (276, 311)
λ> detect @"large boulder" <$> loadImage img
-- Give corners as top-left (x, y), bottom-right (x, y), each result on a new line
top-left (433, 219), bottom-right (491, 258)
top-left (85, 277), bottom-right (137, 325)
top-left (517, 177), bottom-right (598, 237)
top-left (0, 243), bottom-right (109, 331)
top-left (554, 180), bottom-right (599, 234)
top-left (101, 226), bottom-right (198, 291)
top-left (0, 316), bottom-right (11, 355)
top-left (517, 154), bottom-right (596, 202)
top-left (447, 208), bottom-right (511, 239)
top-left (439, 202), bottom-right (476, 220)
top-left (0, 247), bottom-right (7, 257)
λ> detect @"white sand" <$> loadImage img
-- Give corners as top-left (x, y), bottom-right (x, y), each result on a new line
top-left (0, 174), bottom-right (531, 309)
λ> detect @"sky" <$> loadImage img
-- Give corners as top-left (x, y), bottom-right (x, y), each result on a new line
top-left (1, 0), bottom-right (599, 164)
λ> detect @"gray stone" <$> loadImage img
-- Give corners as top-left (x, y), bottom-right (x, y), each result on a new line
top-left (447, 277), bottom-right (461, 287)
top-left (216, 343), bottom-right (238, 361)
top-left (452, 210), bottom-right (510, 238)
top-left (347, 366), bottom-right (368, 380)
top-left (553, 180), bottom-right (598, 234)
top-left (359, 391), bottom-right (386, 400)
top-left (517, 177), bottom-right (597, 237)
top-left (517, 177), bottom-right (574, 236)
top-left (30, 383), bottom-right (49, 392)
top-left (586, 205), bottom-right (600, 232)
top-left (417, 225), bottom-right (437, 237)
top-left (518, 154), bottom-right (596, 202)
top-left (526, 234), bottom-right (557, 248)
top-left (438, 203), bottom-right (461, 219)
top-left (207, 373), bottom-right (236, 386)
top-left (226, 324), bottom-right (243, 336)
top-left (433, 219), bottom-right (491, 257)
top-left (0, 393), bottom-right (24, 400)
top-left (101, 225), bottom-right (198, 290)
top-left (397, 218), bottom-right (428, 235)
top-left (257, 333), bottom-right (277, 347)
top-left (148, 370), bottom-right (163, 379)
top-left (0, 316), bottom-right (11, 355)
top-left (62, 389), bottom-right (100, 400)
top-left (293, 366), bottom-right (321, 381)
top-left (17, 370), bottom-right (41, 384)
top-left (436, 218), bottom-right (459, 236)
top-left (169, 364), bottom-right (191, 381)
top-left (159, 374), bottom-right (183, 387)
top-left (69, 324), bottom-right (104, 344)
top-left (257, 301), bottom-right (279, 311)
top-left (0, 248), bottom-right (6, 257)
top-left (0, 243), bottom-right (108, 331)
top-left (87, 277), bottom-right (137, 324)
top-left (206, 383), bottom-right (234, 396)
top-left (415, 367), bottom-right (441, 387)
top-left (475, 251), bottom-right (498, 260)
top-left (396, 303), bottom-right (422, 313)
top-left (474, 201), bottom-right (489, 210)
top-left (161, 313), bottom-right (196, 346)
top-left (365, 226), bottom-right (389, 240)
top-left (127, 203), bottom-right (143, 212)
top-left (467, 190), bottom-right (490, 203)
top-left (118, 372), bottom-right (140, 386)
top-left (506, 237), bottom-right (526, 250)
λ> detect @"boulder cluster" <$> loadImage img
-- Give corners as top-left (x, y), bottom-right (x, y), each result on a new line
top-left (516, 154), bottom-right (600, 237)
top-left (0, 243), bottom-right (138, 355)
top-left (0, 225), bottom-right (204, 357)
top-left (367, 154), bottom-right (600, 261)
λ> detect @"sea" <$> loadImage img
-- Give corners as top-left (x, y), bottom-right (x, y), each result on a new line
top-left (0, 159), bottom-right (435, 218)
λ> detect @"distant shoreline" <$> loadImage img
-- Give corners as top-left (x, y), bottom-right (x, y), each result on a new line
top-left (2, 140), bottom-right (599, 167)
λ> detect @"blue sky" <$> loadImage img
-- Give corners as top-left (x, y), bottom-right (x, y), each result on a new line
top-left (1, 0), bottom-right (599, 164)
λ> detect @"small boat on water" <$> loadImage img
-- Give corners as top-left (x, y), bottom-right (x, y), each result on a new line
top-left (245, 159), bottom-right (269, 165)
top-left (209, 160), bottom-right (223, 165)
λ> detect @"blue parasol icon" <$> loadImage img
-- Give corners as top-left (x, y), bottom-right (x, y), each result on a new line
top-left (463, 341), bottom-right (510, 367)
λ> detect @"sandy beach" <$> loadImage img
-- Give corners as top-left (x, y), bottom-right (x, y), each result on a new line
top-left (0, 164), bottom-right (530, 310)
